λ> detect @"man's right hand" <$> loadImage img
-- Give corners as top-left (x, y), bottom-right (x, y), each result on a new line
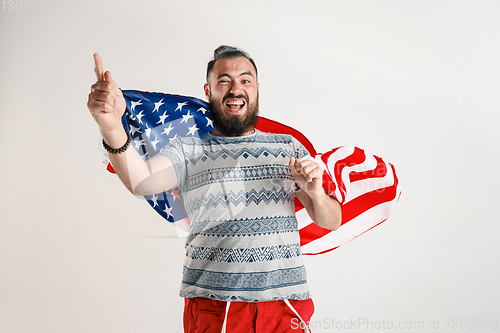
top-left (87, 53), bottom-right (127, 143)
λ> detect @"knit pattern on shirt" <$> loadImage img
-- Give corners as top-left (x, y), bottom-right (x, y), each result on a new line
top-left (159, 130), bottom-right (310, 302)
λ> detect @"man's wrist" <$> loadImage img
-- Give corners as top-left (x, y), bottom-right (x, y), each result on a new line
top-left (101, 126), bottom-right (128, 149)
top-left (306, 187), bottom-right (329, 201)
top-left (103, 131), bottom-right (131, 154)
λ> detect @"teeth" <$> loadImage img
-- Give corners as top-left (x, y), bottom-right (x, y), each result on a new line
top-left (226, 101), bottom-right (244, 105)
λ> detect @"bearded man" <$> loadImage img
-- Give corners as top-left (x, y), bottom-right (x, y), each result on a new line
top-left (87, 45), bottom-right (341, 332)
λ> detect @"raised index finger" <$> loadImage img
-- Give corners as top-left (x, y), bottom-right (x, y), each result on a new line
top-left (93, 53), bottom-right (105, 82)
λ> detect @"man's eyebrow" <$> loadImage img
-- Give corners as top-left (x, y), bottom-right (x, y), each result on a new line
top-left (216, 71), bottom-right (254, 80)
top-left (217, 73), bottom-right (231, 80)
top-left (240, 71), bottom-right (254, 77)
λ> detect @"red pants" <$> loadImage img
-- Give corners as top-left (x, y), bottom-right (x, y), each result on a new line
top-left (183, 297), bottom-right (314, 333)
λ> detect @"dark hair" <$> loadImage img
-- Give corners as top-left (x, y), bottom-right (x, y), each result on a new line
top-left (206, 45), bottom-right (258, 81)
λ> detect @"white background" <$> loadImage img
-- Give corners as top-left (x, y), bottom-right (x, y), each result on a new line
top-left (1, 0), bottom-right (499, 332)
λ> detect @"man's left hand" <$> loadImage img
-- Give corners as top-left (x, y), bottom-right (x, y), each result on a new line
top-left (290, 156), bottom-right (341, 230)
top-left (289, 156), bottom-right (324, 197)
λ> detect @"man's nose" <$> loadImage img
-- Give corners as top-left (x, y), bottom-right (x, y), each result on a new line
top-left (230, 81), bottom-right (243, 95)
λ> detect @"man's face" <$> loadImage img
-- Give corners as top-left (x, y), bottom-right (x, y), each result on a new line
top-left (204, 56), bottom-right (260, 136)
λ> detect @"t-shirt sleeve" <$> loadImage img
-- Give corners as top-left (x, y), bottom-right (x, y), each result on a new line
top-left (157, 138), bottom-right (187, 192)
top-left (292, 136), bottom-right (310, 160)
top-left (291, 136), bottom-right (310, 192)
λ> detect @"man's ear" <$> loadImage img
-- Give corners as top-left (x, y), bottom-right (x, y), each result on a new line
top-left (204, 83), bottom-right (210, 100)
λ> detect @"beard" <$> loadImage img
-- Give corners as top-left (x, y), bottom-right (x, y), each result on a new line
top-left (209, 92), bottom-right (259, 137)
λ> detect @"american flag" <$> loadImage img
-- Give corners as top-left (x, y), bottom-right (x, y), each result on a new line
top-left (99, 90), bottom-right (401, 255)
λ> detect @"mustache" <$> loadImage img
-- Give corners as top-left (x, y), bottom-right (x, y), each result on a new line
top-left (223, 93), bottom-right (248, 103)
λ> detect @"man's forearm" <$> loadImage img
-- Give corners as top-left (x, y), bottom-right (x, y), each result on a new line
top-left (297, 189), bottom-right (342, 230)
top-left (311, 191), bottom-right (342, 230)
top-left (103, 127), bottom-right (177, 195)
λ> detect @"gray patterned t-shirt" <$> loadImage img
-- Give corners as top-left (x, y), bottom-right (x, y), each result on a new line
top-left (159, 129), bottom-right (311, 302)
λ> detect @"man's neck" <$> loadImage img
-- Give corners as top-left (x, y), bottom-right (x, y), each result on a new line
top-left (210, 127), bottom-right (256, 137)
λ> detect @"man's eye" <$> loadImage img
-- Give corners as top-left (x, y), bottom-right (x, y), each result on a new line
top-left (242, 80), bottom-right (250, 84)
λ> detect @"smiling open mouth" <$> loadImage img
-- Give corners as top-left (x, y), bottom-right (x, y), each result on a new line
top-left (225, 100), bottom-right (246, 112)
